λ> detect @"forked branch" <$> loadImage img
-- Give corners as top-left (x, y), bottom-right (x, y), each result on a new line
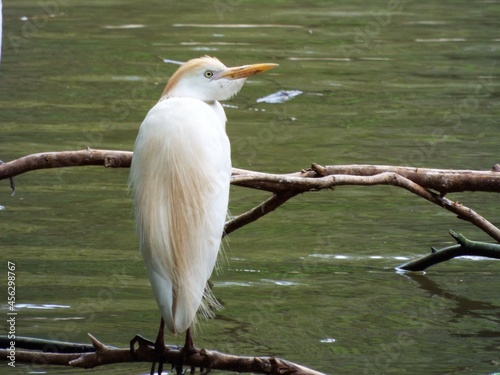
top-left (1, 149), bottom-right (499, 193)
top-left (1, 149), bottom-right (499, 241)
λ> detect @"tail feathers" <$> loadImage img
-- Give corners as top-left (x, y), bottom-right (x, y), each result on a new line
top-left (146, 267), bottom-right (175, 332)
top-left (146, 262), bottom-right (222, 334)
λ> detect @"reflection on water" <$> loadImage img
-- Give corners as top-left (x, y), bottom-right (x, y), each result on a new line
top-left (1, 0), bottom-right (499, 374)
top-left (407, 273), bottom-right (500, 324)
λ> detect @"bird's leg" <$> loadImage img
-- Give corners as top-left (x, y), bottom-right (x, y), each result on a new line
top-left (152, 317), bottom-right (166, 375)
top-left (129, 319), bottom-right (166, 375)
top-left (183, 327), bottom-right (198, 356)
top-left (174, 328), bottom-right (199, 375)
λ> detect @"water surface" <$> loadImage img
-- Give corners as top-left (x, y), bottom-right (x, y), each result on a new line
top-left (1, 1), bottom-right (499, 374)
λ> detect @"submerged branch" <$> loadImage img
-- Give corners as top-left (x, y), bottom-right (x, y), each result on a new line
top-left (0, 334), bottom-right (325, 375)
top-left (397, 230), bottom-right (500, 271)
top-left (0, 335), bottom-right (95, 353)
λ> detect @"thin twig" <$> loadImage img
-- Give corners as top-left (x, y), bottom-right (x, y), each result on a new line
top-left (224, 190), bottom-right (300, 237)
top-left (0, 160), bottom-right (15, 195)
top-left (234, 170), bottom-right (500, 242)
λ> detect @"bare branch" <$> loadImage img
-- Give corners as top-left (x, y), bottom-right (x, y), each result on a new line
top-left (232, 170), bottom-right (500, 241)
top-left (300, 164), bottom-right (500, 194)
top-left (0, 150), bottom-right (498, 194)
top-left (397, 230), bottom-right (500, 271)
top-left (355, 172), bottom-right (500, 242)
top-left (231, 166), bottom-right (500, 194)
top-left (0, 334), bottom-right (325, 375)
top-left (1, 153), bottom-right (499, 373)
top-left (0, 149), bottom-right (132, 180)
top-left (0, 160), bottom-right (15, 195)
top-left (1, 150), bottom-right (499, 241)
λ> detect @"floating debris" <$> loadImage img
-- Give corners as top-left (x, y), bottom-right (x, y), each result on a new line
top-left (256, 90), bottom-right (303, 104)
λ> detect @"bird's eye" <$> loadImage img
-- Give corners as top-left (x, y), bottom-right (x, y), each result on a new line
top-left (204, 70), bottom-right (214, 79)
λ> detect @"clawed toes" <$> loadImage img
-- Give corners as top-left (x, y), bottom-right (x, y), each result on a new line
top-left (129, 334), bottom-right (156, 358)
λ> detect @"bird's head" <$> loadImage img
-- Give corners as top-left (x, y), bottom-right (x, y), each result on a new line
top-left (161, 56), bottom-right (278, 102)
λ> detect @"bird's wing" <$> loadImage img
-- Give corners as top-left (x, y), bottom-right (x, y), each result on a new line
top-left (130, 97), bottom-right (231, 334)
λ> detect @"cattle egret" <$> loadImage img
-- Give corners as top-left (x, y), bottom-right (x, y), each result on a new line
top-left (129, 56), bottom-right (277, 373)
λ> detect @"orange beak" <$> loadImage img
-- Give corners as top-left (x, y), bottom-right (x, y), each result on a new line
top-left (216, 63), bottom-right (278, 80)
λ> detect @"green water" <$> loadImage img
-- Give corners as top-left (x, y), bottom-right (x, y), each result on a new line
top-left (1, 1), bottom-right (499, 374)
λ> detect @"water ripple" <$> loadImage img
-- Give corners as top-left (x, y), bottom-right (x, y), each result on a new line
top-left (14, 303), bottom-right (70, 310)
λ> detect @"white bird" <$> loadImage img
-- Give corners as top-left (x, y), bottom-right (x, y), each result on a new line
top-left (129, 56), bottom-right (277, 373)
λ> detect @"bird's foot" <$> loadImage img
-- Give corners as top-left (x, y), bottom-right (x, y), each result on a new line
top-left (129, 334), bottom-right (156, 357)
top-left (129, 334), bottom-right (163, 375)
top-left (130, 318), bottom-right (166, 375)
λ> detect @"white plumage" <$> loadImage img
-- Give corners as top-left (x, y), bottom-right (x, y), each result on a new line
top-left (130, 97), bottom-right (230, 333)
top-left (129, 56), bottom-right (277, 339)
